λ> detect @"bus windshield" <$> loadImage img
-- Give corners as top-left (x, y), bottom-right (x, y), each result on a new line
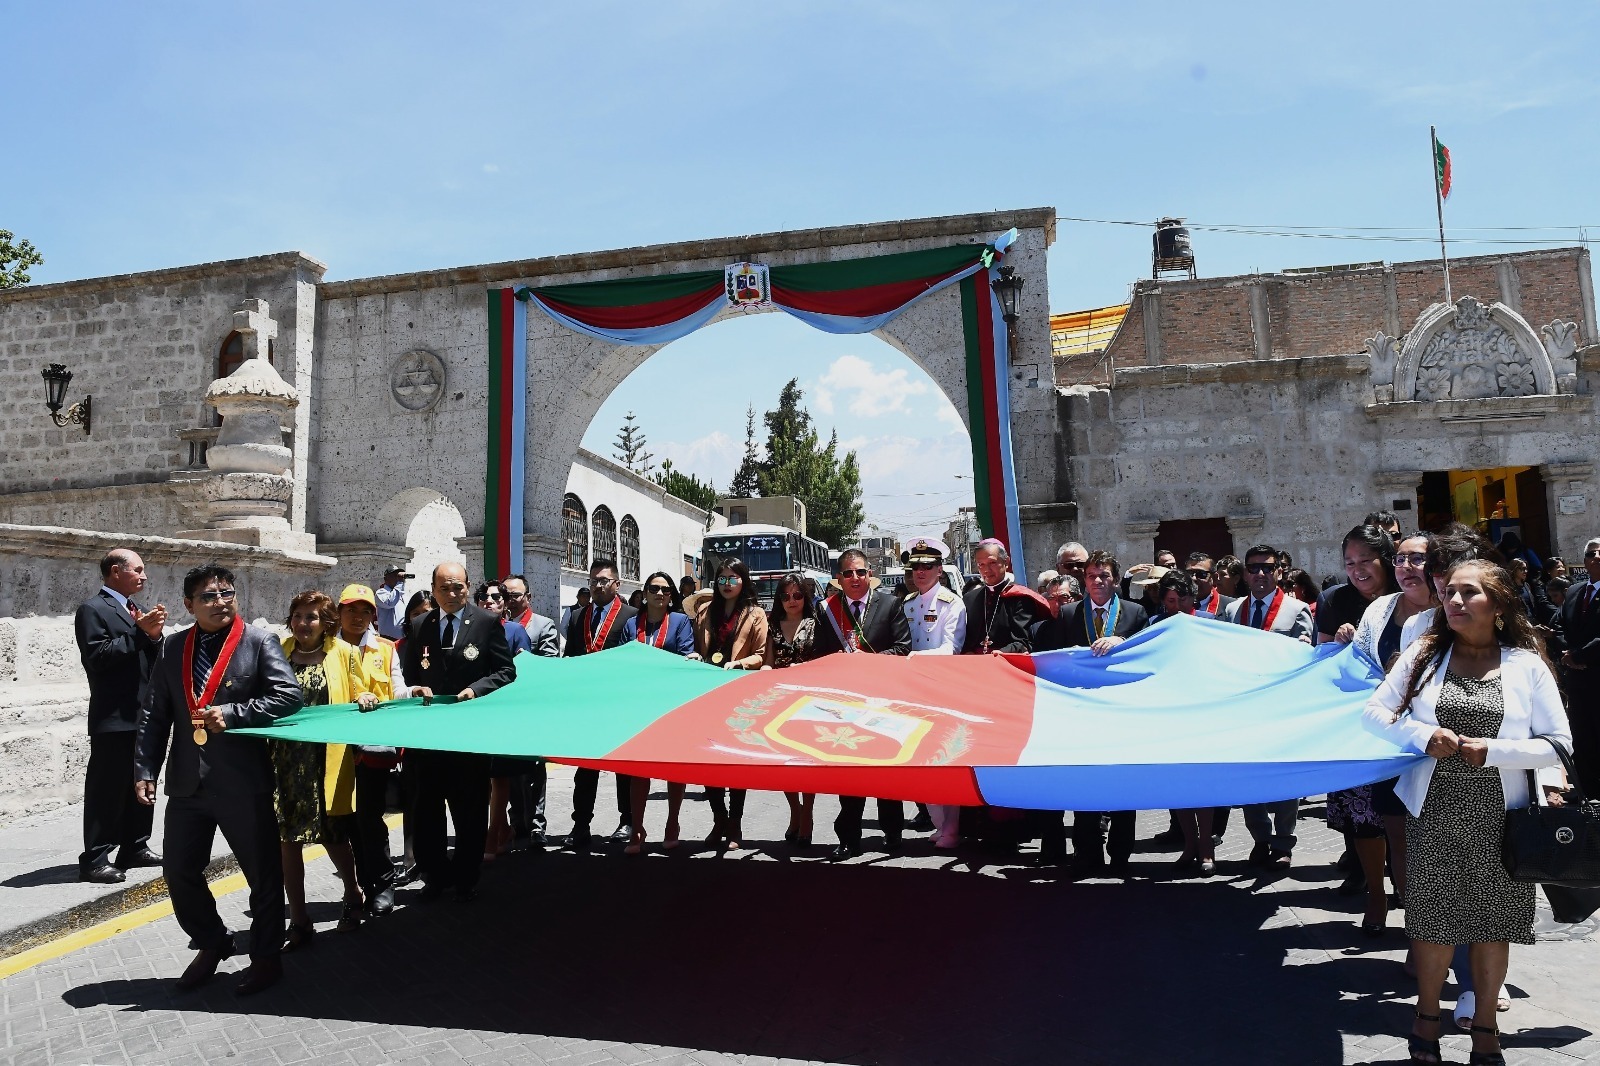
top-left (704, 533), bottom-right (790, 575)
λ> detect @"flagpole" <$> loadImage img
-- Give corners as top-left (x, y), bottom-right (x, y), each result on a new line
top-left (1431, 125), bottom-right (1452, 304)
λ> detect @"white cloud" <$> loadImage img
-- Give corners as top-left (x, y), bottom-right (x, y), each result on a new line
top-left (839, 431), bottom-right (975, 541)
top-left (482, 163), bottom-right (500, 173)
top-left (934, 401), bottom-right (966, 433)
top-left (816, 354), bottom-right (927, 419)
top-left (654, 430), bottom-right (740, 492)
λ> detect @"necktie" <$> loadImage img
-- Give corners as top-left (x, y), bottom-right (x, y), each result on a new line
top-left (1095, 607), bottom-right (1107, 638)
top-left (1251, 599), bottom-right (1266, 629)
top-left (441, 614), bottom-right (456, 649)
top-left (127, 598), bottom-right (139, 616)
top-left (851, 600), bottom-right (864, 624)
top-left (192, 632), bottom-right (217, 694)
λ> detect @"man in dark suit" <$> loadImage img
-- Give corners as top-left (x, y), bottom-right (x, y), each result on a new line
top-left (135, 563), bottom-right (301, 995)
top-left (1185, 551), bottom-right (1237, 619)
top-left (399, 561), bottom-right (515, 901)
top-left (560, 559), bottom-right (637, 851)
top-left (1556, 538), bottom-right (1600, 795)
top-left (75, 549), bottom-right (166, 883)
top-left (1039, 550), bottom-right (1150, 876)
top-left (813, 547), bottom-right (912, 859)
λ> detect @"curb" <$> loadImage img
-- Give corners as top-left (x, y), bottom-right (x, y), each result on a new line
top-left (0, 853), bottom-right (241, 963)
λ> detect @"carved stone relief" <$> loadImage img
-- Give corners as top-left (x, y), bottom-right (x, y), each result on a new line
top-left (1390, 296), bottom-right (1557, 403)
top-left (1541, 319), bottom-right (1579, 393)
top-left (1366, 330), bottom-right (1398, 402)
top-left (391, 349), bottom-right (446, 411)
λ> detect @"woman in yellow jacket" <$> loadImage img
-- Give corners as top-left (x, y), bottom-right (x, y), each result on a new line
top-left (278, 590), bottom-right (378, 948)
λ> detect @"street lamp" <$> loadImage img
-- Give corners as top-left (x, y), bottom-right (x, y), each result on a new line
top-left (41, 363), bottom-right (91, 434)
top-left (990, 266), bottom-right (1023, 326)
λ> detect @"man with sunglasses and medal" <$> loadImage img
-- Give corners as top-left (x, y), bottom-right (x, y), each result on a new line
top-left (1219, 543), bottom-right (1313, 867)
top-left (812, 547), bottom-right (911, 859)
top-left (560, 558), bottom-right (639, 852)
top-left (1037, 550), bottom-right (1151, 876)
top-left (900, 538), bottom-right (967, 848)
top-left (134, 564), bottom-right (301, 995)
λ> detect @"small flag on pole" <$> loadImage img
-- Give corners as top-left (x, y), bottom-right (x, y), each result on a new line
top-left (1434, 137), bottom-right (1452, 200)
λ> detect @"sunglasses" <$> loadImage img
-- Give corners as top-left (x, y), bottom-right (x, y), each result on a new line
top-left (1394, 552), bottom-right (1429, 568)
top-left (908, 561), bottom-right (941, 571)
top-left (1185, 568), bottom-right (1212, 579)
top-left (1245, 563), bottom-right (1279, 575)
top-left (503, 590), bottom-right (527, 600)
top-left (1587, 550), bottom-right (1600, 559)
top-left (646, 585), bottom-right (674, 595)
top-left (781, 590), bottom-right (807, 601)
top-left (840, 568), bottom-right (870, 578)
top-left (716, 575), bottom-right (743, 586)
top-left (484, 592), bottom-right (503, 601)
top-left (195, 588), bottom-right (237, 605)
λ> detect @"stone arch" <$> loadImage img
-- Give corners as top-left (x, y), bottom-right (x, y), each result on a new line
top-left (1394, 296), bottom-right (1557, 401)
top-left (373, 486), bottom-right (466, 579)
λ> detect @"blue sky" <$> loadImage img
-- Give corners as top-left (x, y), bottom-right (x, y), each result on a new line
top-left (7, 2), bottom-right (1597, 538)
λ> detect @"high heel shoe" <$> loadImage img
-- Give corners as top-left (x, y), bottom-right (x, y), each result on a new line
top-left (282, 921), bottom-right (315, 953)
top-left (725, 818), bottom-right (743, 851)
top-left (337, 898), bottom-right (363, 933)
top-left (623, 828), bottom-right (647, 856)
top-left (1468, 1024), bottom-right (1505, 1065)
top-left (1408, 1010), bottom-right (1441, 1064)
top-left (663, 818), bottom-right (681, 850)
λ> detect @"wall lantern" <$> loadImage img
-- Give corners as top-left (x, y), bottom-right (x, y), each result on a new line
top-left (990, 265), bottom-right (1024, 327)
top-left (41, 363), bottom-right (91, 434)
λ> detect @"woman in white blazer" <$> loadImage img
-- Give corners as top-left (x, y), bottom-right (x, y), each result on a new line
top-left (1362, 560), bottom-right (1569, 1065)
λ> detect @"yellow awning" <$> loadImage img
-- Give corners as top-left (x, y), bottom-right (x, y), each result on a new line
top-left (1050, 304), bottom-right (1128, 359)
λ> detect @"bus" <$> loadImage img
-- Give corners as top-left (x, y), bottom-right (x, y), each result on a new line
top-left (701, 524), bottom-right (832, 604)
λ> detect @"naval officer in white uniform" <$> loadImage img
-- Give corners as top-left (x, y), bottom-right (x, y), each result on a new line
top-left (900, 537), bottom-right (967, 847)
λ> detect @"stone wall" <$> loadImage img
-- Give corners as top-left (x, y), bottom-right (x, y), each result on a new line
top-left (0, 483), bottom-right (185, 536)
top-left (1103, 248), bottom-right (1594, 372)
top-left (0, 252), bottom-right (325, 527)
top-left (0, 524), bottom-right (333, 823)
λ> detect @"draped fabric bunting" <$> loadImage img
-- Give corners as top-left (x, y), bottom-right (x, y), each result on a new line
top-left (483, 288), bottom-right (527, 579)
top-left (480, 229), bottom-right (1027, 573)
top-left (234, 615), bottom-right (1421, 811)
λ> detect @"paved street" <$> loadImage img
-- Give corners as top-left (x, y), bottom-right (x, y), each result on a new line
top-left (3, 766), bottom-right (1597, 1065)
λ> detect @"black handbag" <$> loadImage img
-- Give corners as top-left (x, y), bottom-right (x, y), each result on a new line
top-left (1502, 735), bottom-right (1600, 889)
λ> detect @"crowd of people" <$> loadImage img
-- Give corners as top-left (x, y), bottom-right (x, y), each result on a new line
top-left (72, 515), bottom-right (1597, 1061)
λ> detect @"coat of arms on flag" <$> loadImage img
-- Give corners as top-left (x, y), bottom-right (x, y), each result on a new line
top-left (762, 693), bottom-right (935, 765)
top-left (724, 262), bottom-right (771, 311)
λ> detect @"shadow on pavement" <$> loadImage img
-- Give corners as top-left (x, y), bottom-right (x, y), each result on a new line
top-left (53, 848), bottom-right (1501, 1066)
top-left (2, 863), bottom-right (83, 888)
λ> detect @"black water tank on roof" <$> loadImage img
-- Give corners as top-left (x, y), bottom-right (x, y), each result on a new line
top-left (1154, 217), bottom-right (1192, 260)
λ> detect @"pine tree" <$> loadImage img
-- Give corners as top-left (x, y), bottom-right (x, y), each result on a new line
top-left (726, 404), bottom-right (763, 498)
top-left (613, 411), bottom-right (654, 475)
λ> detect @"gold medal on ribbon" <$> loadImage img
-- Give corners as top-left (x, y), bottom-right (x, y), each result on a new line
top-left (710, 652), bottom-right (725, 665)
top-left (420, 650), bottom-right (431, 671)
top-left (193, 727), bottom-right (208, 746)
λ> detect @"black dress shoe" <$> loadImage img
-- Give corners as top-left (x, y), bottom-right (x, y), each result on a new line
top-left (525, 831), bottom-right (547, 850)
top-left (563, 830), bottom-right (592, 854)
top-left (607, 823), bottom-right (634, 844)
top-left (366, 888), bottom-right (395, 917)
top-left (830, 842), bottom-right (863, 861)
top-left (176, 946), bottom-right (230, 990)
top-left (235, 956), bottom-right (283, 996)
top-left (116, 846), bottom-right (162, 869)
top-left (416, 881), bottom-right (448, 903)
top-left (882, 836), bottom-right (903, 854)
top-left (1067, 856), bottom-right (1107, 879)
top-left (908, 811), bottom-right (935, 833)
top-left (1107, 858), bottom-right (1132, 879)
top-left (1248, 841), bottom-right (1272, 867)
top-left (80, 864), bottom-right (126, 885)
top-left (392, 862), bottom-right (418, 886)
top-left (1269, 847), bottom-right (1293, 868)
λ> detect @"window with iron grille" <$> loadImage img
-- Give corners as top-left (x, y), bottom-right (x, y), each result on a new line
top-left (619, 515), bottom-right (641, 581)
top-left (562, 494), bottom-right (588, 570)
top-left (591, 506), bottom-right (618, 567)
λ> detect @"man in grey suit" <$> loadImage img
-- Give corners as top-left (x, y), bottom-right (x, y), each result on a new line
top-left (495, 574), bottom-right (560, 846)
top-left (135, 564), bottom-right (302, 995)
top-left (1219, 544), bottom-right (1314, 867)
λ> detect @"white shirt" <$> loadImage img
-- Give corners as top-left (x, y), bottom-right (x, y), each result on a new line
top-left (101, 584), bottom-right (132, 616)
top-left (904, 586), bottom-right (967, 655)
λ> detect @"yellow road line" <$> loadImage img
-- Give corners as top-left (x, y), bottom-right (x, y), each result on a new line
top-left (0, 813), bottom-right (403, 981)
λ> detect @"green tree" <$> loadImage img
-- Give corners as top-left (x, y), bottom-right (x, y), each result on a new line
top-left (726, 405), bottom-right (763, 498)
top-left (755, 379), bottom-right (865, 547)
top-left (0, 230), bottom-right (44, 289)
top-left (613, 411), bottom-right (654, 475)
top-left (654, 458), bottom-right (717, 512)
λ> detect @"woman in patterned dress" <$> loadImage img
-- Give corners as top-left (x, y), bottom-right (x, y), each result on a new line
top-left (276, 591), bottom-right (378, 948)
top-left (764, 572), bottom-right (817, 847)
top-left (1362, 561), bottom-right (1570, 1065)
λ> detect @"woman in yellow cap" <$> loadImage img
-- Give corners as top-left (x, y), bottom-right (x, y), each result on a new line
top-left (277, 590), bottom-right (379, 949)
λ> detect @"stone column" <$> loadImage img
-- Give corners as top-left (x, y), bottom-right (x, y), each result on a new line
top-left (1122, 520), bottom-right (1161, 567)
top-left (1226, 513), bottom-right (1265, 555)
top-left (1540, 462), bottom-right (1596, 561)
